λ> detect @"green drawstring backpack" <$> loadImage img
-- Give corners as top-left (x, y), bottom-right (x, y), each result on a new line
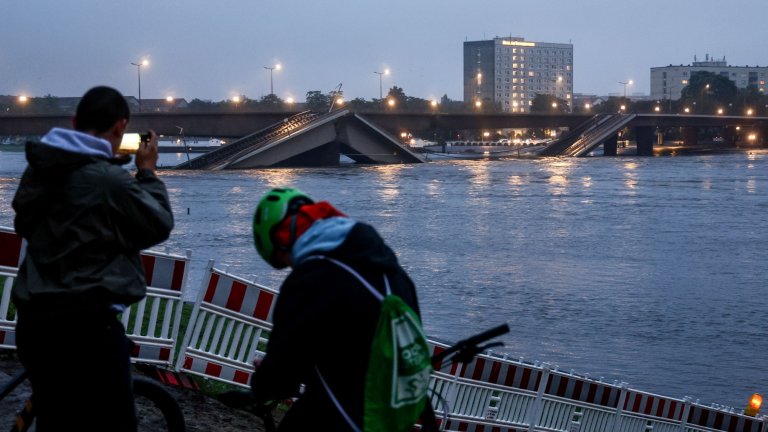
top-left (312, 256), bottom-right (432, 432)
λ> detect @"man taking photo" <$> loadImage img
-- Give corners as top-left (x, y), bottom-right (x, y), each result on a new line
top-left (12, 86), bottom-right (174, 431)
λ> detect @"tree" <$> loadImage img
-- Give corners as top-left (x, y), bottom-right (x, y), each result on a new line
top-left (530, 93), bottom-right (569, 113)
top-left (680, 71), bottom-right (738, 114)
top-left (385, 86), bottom-right (408, 110)
top-left (305, 91), bottom-right (330, 112)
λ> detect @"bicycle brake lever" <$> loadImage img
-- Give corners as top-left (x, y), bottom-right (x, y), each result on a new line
top-left (454, 341), bottom-right (505, 364)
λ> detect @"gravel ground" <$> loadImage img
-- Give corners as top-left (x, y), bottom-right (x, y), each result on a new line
top-left (0, 352), bottom-right (274, 432)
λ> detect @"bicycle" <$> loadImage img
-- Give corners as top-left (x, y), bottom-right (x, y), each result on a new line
top-left (218, 323), bottom-right (511, 432)
top-left (0, 361), bottom-right (186, 432)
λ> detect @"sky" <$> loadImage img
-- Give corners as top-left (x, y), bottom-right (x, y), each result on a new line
top-left (3, 1), bottom-right (767, 102)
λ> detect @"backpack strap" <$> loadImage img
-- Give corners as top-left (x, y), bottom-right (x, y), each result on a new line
top-left (315, 366), bottom-right (362, 432)
top-left (305, 255), bottom-right (391, 300)
top-left (304, 255), bottom-right (391, 432)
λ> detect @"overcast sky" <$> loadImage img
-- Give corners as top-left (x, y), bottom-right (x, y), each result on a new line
top-left (3, 1), bottom-right (766, 102)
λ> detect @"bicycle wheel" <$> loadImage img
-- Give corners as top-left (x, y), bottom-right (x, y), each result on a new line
top-left (133, 376), bottom-right (186, 432)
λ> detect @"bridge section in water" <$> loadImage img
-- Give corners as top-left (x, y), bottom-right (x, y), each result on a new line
top-left (173, 110), bottom-right (426, 169)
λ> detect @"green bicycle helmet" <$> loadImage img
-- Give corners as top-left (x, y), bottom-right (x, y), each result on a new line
top-left (253, 187), bottom-right (314, 268)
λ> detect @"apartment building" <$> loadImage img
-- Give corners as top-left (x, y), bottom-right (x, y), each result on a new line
top-left (650, 55), bottom-right (768, 100)
top-left (463, 37), bottom-right (574, 113)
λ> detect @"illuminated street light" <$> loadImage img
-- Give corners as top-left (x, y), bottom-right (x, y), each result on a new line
top-left (619, 79), bottom-right (633, 98)
top-left (130, 59), bottom-right (149, 112)
top-left (717, 108), bottom-right (724, 115)
top-left (373, 69), bottom-right (390, 100)
top-left (286, 97), bottom-right (295, 104)
top-left (387, 98), bottom-right (395, 107)
top-left (584, 103), bottom-right (591, 111)
top-left (18, 95), bottom-right (28, 113)
top-left (654, 106), bottom-right (661, 112)
top-left (430, 100), bottom-right (438, 109)
top-left (335, 97), bottom-right (344, 106)
top-left (165, 96), bottom-right (174, 102)
top-left (620, 104), bottom-right (626, 112)
top-left (747, 108), bottom-right (754, 115)
top-left (475, 100), bottom-right (482, 109)
top-left (264, 64), bottom-right (281, 95)
top-left (684, 107), bottom-right (690, 113)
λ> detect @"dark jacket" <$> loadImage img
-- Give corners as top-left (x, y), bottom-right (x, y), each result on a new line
top-left (12, 128), bottom-right (174, 309)
top-left (251, 217), bottom-right (421, 431)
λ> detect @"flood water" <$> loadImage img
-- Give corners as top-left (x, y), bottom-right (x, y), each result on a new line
top-left (1, 149), bottom-right (767, 409)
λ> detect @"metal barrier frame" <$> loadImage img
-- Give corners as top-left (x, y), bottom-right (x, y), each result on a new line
top-left (175, 260), bottom-right (277, 388)
top-left (122, 248), bottom-right (192, 368)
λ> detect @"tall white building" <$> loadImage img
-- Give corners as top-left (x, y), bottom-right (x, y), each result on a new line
top-left (650, 55), bottom-right (768, 100)
top-left (463, 37), bottom-right (573, 113)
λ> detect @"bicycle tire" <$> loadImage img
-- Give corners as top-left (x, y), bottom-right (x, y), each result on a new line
top-left (133, 376), bottom-right (186, 432)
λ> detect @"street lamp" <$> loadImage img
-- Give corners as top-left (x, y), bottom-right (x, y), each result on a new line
top-left (373, 69), bottom-right (390, 100)
top-left (264, 64), bottom-right (281, 95)
top-left (18, 95), bottom-right (28, 113)
top-left (130, 59), bottom-right (149, 112)
top-left (618, 80), bottom-right (633, 98)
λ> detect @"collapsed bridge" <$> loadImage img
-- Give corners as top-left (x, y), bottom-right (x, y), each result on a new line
top-left (173, 110), bottom-right (426, 169)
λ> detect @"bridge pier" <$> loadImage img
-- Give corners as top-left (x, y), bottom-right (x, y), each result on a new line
top-left (682, 127), bottom-right (699, 146)
top-left (723, 126), bottom-right (738, 146)
top-left (635, 126), bottom-right (654, 156)
top-left (603, 134), bottom-right (618, 156)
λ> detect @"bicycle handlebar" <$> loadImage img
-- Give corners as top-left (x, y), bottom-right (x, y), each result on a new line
top-left (431, 323), bottom-right (510, 366)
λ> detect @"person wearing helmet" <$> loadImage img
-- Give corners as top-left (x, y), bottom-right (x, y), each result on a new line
top-left (250, 187), bottom-right (425, 431)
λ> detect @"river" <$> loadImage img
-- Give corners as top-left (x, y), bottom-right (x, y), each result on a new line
top-left (1, 148), bottom-right (767, 410)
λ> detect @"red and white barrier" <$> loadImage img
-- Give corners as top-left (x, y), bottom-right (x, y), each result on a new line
top-left (175, 260), bottom-right (277, 388)
top-left (0, 226), bottom-right (23, 350)
top-left (123, 248), bottom-right (192, 367)
top-left (0, 226), bottom-right (192, 367)
top-left (0, 226), bottom-right (25, 270)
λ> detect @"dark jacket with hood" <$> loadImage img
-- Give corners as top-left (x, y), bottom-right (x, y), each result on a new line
top-left (12, 127), bottom-right (174, 310)
top-left (251, 216), bottom-right (421, 431)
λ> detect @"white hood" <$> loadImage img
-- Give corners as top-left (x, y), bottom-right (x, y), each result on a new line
top-left (40, 127), bottom-right (113, 158)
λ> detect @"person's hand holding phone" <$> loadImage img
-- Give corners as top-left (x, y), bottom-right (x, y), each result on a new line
top-left (135, 130), bottom-right (158, 172)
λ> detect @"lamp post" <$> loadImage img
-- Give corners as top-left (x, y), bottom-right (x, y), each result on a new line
top-left (619, 80), bottom-right (633, 98)
top-left (373, 69), bottom-right (390, 100)
top-left (18, 95), bottom-right (28, 114)
top-left (619, 80), bottom-right (634, 99)
top-left (552, 76), bottom-right (569, 112)
top-left (264, 64), bottom-right (281, 96)
top-left (131, 59), bottom-right (149, 112)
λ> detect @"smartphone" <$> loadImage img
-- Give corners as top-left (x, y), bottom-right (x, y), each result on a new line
top-left (118, 132), bottom-right (151, 155)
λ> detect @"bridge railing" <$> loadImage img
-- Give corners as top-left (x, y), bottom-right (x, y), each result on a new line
top-left (174, 111), bottom-right (318, 170)
top-left (539, 114), bottom-right (607, 156)
top-left (565, 114), bottom-right (636, 156)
